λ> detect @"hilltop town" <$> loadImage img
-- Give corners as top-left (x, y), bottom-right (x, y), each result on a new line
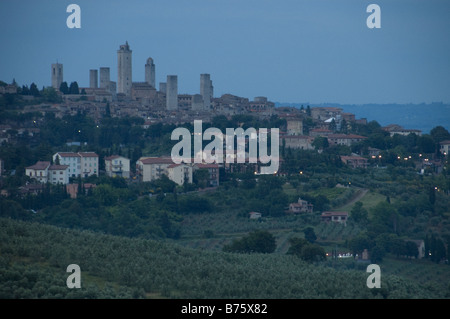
top-left (1, 42), bottom-right (450, 299)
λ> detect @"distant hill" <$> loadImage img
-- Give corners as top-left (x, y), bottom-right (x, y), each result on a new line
top-left (275, 102), bottom-right (450, 134)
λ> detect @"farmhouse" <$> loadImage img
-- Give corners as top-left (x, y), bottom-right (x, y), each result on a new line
top-left (321, 211), bottom-right (348, 226)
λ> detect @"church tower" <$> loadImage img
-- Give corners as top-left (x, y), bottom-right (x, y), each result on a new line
top-left (51, 63), bottom-right (63, 90)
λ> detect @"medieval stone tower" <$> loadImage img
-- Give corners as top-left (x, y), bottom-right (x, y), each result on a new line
top-left (145, 57), bottom-right (156, 88)
top-left (117, 41), bottom-right (132, 95)
top-left (166, 75), bottom-right (178, 110)
top-left (51, 63), bottom-right (63, 90)
top-left (200, 73), bottom-right (213, 109)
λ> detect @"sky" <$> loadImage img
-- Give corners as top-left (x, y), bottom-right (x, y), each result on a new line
top-left (1, 0), bottom-right (450, 105)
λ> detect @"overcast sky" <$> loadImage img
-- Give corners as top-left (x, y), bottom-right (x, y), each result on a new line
top-left (1, 0), bottom-right (449, 105)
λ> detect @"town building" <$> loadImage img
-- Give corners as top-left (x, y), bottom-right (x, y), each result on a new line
top-left (53, 152), bottom-right (99, 178)
top-left (340, 155), bottom-right (369, 169)
top-left (282, 135), bottom-right (314, 150)
top-left (321, 211), bottom-right (348, 226)
top-left (193, 163), bottom-right (220, 187)
top-left (66, 183), bottom-right (97, 199)
top-left (309, 128), bottom-right (333, 137)
top-left (25, 161), bottom-right (69, 185)
top-left (286, 118), bottom-right (303, 135)
top-left (439, 140), bottom-right (450, 156)
top-left (382, 124), bottom-right (422, 136)
top-left (105, 155), bottom-right (130, 178)
top-left (288, 198), bottom-right (313, 213)
top-left (136, 156), bottom-right (193, 186)
top-left (249, 212), bottom-right (262, 219)
top-left (167, 163), bottom-right (193, 185)
top-left (327, 134), bottom-right (367, 147)
top-left (247, 97), bottom-right (275, 117)
top-left (25, 161), bottom-right (50, 184)
top-left (310, 107), bottom-right (343, 121)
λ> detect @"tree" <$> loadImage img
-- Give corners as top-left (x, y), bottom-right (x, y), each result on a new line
top-left (370, 245), bottom-right (386, 263)
top-left (300, 244), bottom-right (326, 262)
top-left (223, 230), bottom-right (276, 254)
top-left (405, 241), bottom-right (418, 259)
top-left (303, 227), bottom-right (317, 243)
top-left (312, 136), bottom-right (329, 150)
top-left (348, 232), bottom-right (375, 256)
top-left (105, 102), bottom-right (111, 117)
top-left (351, 201), bottom-right (368, 223)
top-left (193, 168), bottom-right (209, 188)
top-left (328, 119), bottom-right (336, 132)
top-left (30, 82), bottom-right (40, 96)
top-left (41, 87), bottom-right (60, 103)
top-left (59, 82), bottom-right (69, 94)
top-left (287, 237), bottom-right (326, 262)
top-left (369, 202), bottom-right (399, 234)
top-left (69, 81), bottom-right (79, 95)
top-left (430, 126), bottom-right (450, 144)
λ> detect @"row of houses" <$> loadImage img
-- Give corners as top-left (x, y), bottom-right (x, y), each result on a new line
top-left (282, 133), bottom-right (368, 150)
top-left (25, 153), bottom-right (219, 187)
top-left (135, 157), bottom-right (219, 187)
top-left (25, 152), bottom-right (100, 185)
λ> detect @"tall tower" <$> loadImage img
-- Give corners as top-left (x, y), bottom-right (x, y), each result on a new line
top-left (51, 63), bottom-right (63, 90)
top-left (89, 69), bottom-right (98, 88)
top-left (159, 82), bottom-right (166, 93)
top-left (200, 73), bottom-right (213, 109)
top-left (166, 75), bottom-right (178, 110)
top-left (117, 41), bottom-right (132, 95)
top-left (145, 58), bottom-right (156, 88)
top-left (99, 67), bottom-right (110, 89)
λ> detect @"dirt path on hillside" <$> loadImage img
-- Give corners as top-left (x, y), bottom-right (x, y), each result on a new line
top-left (334, 188), bottom-right (369, 211)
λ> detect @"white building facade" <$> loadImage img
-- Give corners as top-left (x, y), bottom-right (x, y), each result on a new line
top-left (53, 152), bottom-right (99, 178)
top-left (105, 155), bottom-right (130, 178)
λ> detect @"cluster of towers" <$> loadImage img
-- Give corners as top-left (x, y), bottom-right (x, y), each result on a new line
top-left (52, 41), bottom-right (213, 111)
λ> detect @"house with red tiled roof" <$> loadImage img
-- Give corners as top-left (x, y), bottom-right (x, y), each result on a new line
top-left (321, 211), bottom-right (348, 226)
top-left (340, 155), bottom-right (369, 169)
top-left (327, 134), bottom-right (367, 147)
top-left (25, 161), bottom-right (69, 184)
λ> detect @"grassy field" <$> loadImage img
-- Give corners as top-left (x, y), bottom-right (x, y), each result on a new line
top-left (334, 189), bottom-right (387, 212)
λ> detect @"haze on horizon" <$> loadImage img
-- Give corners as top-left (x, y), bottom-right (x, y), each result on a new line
top-left (1, 0), bottom-right (449, 105)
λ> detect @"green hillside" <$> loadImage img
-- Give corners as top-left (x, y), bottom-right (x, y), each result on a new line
top-left (0, 218), bottom-right (447, 299)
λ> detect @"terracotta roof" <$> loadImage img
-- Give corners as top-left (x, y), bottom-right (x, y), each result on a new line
top-left (26, 161), bottom-right (50, 170)
top-left (56, 152), bottom-right (80, 157)
top-left (78, 152), bottom-right (99, 157)
top-left (105, 155), bottom-right (128, 161)
top-left (139, 157), bottom-right (175, 165)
